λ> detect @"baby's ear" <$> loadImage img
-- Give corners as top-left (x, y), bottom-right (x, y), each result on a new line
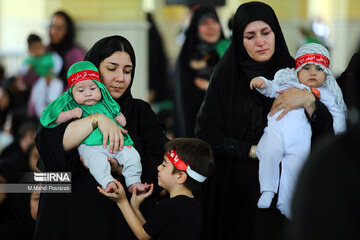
top-left (177, 171), bottom-right (188, 184)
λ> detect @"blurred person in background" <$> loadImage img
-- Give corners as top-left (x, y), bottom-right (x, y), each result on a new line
top-left (19, 33), bottom-right (63, 119)
top-left (174, 6), bottom-right (226, 138)
top-left (0, 143), bottom-right (41, 240)
top-left (22, 10), bottom-right (85, 89)
top-left (146, 13), bottom-right (174, 137)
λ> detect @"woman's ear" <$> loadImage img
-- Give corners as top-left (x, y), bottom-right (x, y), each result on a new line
top-left (176, 171), bottom-right (188, 184)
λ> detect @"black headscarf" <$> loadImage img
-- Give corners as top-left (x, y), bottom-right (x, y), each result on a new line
top-left (175, 6), bottom-right (225, 137)
top-left (196, 1), bottom-right (295, 147)
top-left (85, 35), bottom-right (136, 109)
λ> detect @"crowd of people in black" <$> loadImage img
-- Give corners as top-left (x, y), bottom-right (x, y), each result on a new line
top-left (0, 2), bottom-right (359, 240)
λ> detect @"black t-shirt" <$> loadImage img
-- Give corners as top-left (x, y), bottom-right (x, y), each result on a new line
top-left (143, 195), bottom-right (202, 240)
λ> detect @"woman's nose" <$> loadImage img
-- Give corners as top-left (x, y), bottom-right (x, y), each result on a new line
top-left (115, 71), bottom-right (124, 82)
top-left (255, 36), bottom-right (264, 46)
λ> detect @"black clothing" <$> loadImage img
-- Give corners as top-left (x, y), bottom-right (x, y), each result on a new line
top-left (34, 99), bottom-right (166, 240)
top-left (285, 131), bottom-right (360, 240)
top-left (34, 35), bottom-right (167, 240)
top-left (0, 193), bottom-right (36, 240)
top-left (143, 195), bottom-right (202, 240)
top-left (174, 7), bottom-right (224, 137)
top-left (0, 145), bottom-right (37, 239)
top-left (336, 51), bottom-right (360, 107)
top-left (147, 13), bottom-right (171, 103)
top-left (195, 2), bottom-right (333, 240)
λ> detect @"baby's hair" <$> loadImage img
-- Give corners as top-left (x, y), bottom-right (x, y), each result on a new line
top-left (27, 34), bottom-right (42, 46)
top-left (164, 138), bottom-right (214, 191)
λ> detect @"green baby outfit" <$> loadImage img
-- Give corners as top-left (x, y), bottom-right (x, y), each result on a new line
top-left (40, 61), bottom-right (133, 146)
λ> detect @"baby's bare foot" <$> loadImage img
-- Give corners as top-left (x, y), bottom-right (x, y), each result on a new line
top-left (106, 181), bottom-right (117, 193)
top-left (128, 183), bottom-right (151, 193)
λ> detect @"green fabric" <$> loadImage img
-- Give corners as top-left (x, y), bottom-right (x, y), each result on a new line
top-left (215, 39), bottom-right (231, 58)
top-left (24, 52), bottom-right (54, 76)
top-left (67, 60), bottom-right (98, 79)
top-left (40, 80), bottom-right (133, 146)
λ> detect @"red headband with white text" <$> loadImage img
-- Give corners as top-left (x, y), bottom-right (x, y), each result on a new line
top-left (295, 53), bottom-right (330, 70)
top-left (166, 150), bottom-right (207, 182)
top-left (68, 70), bottom-right (100, 88)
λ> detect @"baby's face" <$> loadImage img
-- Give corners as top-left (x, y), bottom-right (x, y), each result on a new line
top-left (297, 64), bottom-right (326, 88)
top-left (72, 80), bottom-right (102, 106)
top-left (29, 41), bottom-right (46, 57)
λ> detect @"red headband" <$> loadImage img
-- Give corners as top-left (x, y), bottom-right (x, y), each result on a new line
top-left (166, 150), bottom-right (188, 171)
top-left (295, 53), bottom-right (330, 70)
top-left (68, 70), bottom-right (100, 88)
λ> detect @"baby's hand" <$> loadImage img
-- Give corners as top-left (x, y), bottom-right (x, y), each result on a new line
top-left (250, 77), bottom-right (266, 90)
top-left (115, 112), bottom-right (127, 127)
top-left (190, 59), bottom-right (207, 70)
top-left (71, 107), bottom-right (83, 119)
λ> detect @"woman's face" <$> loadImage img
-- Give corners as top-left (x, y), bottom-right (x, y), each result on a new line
top-left (30, 190), bottom-right (40, 221)
top-left (243, 20), bottom-right (275, 62)
top-left (50, 14), bottom-right (67, 45)
top-left (198, 17), bottom-right (221, 43)
top-left (99, 51), bottom-right (133, 99)
top-left (28, 145), bottom-right (40, 172)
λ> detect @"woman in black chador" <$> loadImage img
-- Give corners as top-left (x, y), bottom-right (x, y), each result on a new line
top-left (174, 6), bottom-right (225, 137)
top-left (195, 2), bottom-right (334, 240)
top-left (34, 35), bottom-right (167, 240)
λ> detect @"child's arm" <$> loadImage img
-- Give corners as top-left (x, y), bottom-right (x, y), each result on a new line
top-left (250, 77), bottom-right (266, 90)
top-left (130, 186), bottom-right (152, 224)
top-left (55, 107), bottom-right (83, 124)
top-left (251, 76), bottom-right (280, 98)
top-left (98, 180), bottom-right (153, 240)
top-left (114, 112), bottom-right (127, 127)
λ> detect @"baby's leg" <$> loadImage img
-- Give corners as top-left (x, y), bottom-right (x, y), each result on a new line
top-left (128, 182), bottom-right (151, 193)
top-left (116, 146), bottom-right (142, 191)
top-left (78, 144), bottom-right (115, 190)
top-left (257, 118), bottom-right (284, 209)
top-left (257, 191), bottom-right (275, 208)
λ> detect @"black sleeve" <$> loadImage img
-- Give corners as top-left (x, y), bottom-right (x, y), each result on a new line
top-left (195, 85), bottom-right (251, 161)
top-left (212, 137), bottom-right (251, 160)
top-left (306, 96), bottom-right (334, 140)
top-left (35, 124), bottom-right (84, 174)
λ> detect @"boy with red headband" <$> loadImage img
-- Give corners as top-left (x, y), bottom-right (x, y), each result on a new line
top-left (40, 61), bottom-right (148, 193)
top-left (98, 138), bottom-right (214, 240)
top-left (249, 43), bottom-right (347, 219)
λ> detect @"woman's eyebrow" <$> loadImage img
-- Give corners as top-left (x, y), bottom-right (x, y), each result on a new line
top-left (105, 62), bottom-right (133, 68)
top-left (244, 27), bottom-right (270, 35)
top-left (105, 62), bottom-right (119, 66)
